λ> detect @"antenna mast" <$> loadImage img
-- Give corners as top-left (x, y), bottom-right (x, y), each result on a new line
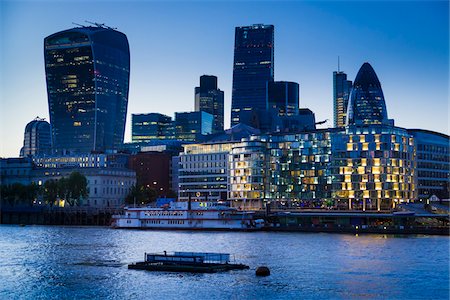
top-left (338, 56), bottom-right (340, 72)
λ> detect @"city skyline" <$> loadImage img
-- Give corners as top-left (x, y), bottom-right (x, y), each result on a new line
top-left (1, 1), bottom-right (448, 157)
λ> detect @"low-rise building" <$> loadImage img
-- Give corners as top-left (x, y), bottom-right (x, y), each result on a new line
top-left (408, 129), bottom-right (450, 200)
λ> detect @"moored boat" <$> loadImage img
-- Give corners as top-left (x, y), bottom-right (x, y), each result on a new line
top-left (128, 251), bottom-right (249, 273)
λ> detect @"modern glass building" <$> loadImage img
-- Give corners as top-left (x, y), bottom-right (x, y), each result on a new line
top-left (408, 129), bottom-right (450, 200)
top-left (174, 111), bottom-right (213, 142)
top-left (331, 125), bottom-right (415, 211)
top-left (267, 81), bottom-right (299, 117)
top-left (195, 75), bottom-right (224, 133)
top-left (231, 24), bottom-right (274, 126)
top-left (179, 125), bottom-right (417, 211)
top-left (131, 113), bottom-right (174, 143)
top-left (44, 25), bottom-right (130, 154)
top-left (333, 71), bottom-right (352, 127)
top-left (346, 62), bottom-right (391, 126)
top-left (20, 117), bottom-right (52, 157)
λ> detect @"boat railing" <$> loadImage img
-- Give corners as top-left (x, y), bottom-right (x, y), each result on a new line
top-left (144, 252), bottom-right (231, 264)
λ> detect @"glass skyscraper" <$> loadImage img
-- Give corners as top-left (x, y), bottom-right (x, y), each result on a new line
top-left (346, 62), bottom-right (390, 126)
top-left (44, 25), bottom-right (130, 154)
top-left (195, 75), bottom-right (224, 134)
top-left (333, 71), bottom-right (352, 127)
top-left (231, 24), bottom-right (274, 126)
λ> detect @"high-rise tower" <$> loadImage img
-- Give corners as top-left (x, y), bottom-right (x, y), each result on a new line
top-left (333, 71), bottom-right (352, 127)
top-left (44, 25), bottom-right (130, 154)
top-left (20, 117), bottom-right (52, 157)
top-left (231, 24), bottom-right (274, 126)
top-left (195, 75), bottom-right (224, 133)
top-left (346, 62), bottom-right (390, 126)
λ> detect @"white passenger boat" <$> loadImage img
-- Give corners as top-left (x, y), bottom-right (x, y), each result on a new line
top-left (111, 200), bottom-right (264, 230)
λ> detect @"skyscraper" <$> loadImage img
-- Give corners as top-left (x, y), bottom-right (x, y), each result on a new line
top-left (20, 117), bottom-right (52, 157)
top-left (195, 75), bottom-right (224, 133)
top-left (231, 24), bottom-right (274, 126)
top-left (346, 62), bottom-right (390, 126)
top-left (44, 25), bottom-right (130, 154)
top-left (333, 71), bottom-right (352, 127)
top-left (267, 81), bottom-right (299, 117)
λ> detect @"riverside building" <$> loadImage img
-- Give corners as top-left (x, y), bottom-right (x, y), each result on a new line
top-left (179, 125), bottom-right (416, 211)
top-left (408, 129), bottom-right (450, 200)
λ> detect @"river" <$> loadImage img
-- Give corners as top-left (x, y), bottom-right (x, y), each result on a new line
top-left (0, 225), bottom-right (448, 299)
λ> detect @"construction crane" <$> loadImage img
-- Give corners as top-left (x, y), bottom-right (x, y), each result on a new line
top-left (84, 20), bottom-right (117, 30)
top-left (315, 119), bottom-right (329, 126)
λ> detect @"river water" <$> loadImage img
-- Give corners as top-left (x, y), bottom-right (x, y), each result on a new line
top-left (0, 225), bottom-right (448, 299)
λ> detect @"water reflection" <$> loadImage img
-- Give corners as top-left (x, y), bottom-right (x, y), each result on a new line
top-left (0, 226), bottom-right (448, 299)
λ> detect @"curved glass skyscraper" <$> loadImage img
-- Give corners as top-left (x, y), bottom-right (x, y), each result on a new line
top-left (44, 26), bottom-right (130, 154)
top-left (346, 62), bottom-right (389, 126)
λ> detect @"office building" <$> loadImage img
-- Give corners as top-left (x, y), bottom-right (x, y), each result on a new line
top-left (44, 25), bottom-right (130, 154)
top-left (408, 129), bottom-right (450, 200)
top-left (131, 113), bottom-right (174, 143)
top-left (178, 123), bottom-right (417, 211)
top-left (128, 152), bottom-right (172, 196)
top-left (195, 75), bottom-right (224, 133)
top-left (333, 71), bottom-right (352, 127)
top-left (178, 143), bottom-right (232, 202)
top-left (175, 111), bottom-right (213, 142)
top-left (267, 81), bottom-right (299, 116)
top-left (231, 24), bottom-right (274, 126)
top-left (346, 62), bottom-right (392, 126)
top-left (20, 117), bottom-right (52, 157)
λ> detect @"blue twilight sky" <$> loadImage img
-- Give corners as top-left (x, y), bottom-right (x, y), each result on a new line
top-left (0, 0), bottom-right (448, 157)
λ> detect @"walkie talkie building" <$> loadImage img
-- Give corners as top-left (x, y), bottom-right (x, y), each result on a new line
top-left (44, 25), bottom-right (130, 154)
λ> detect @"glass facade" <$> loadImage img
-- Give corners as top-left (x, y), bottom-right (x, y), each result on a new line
top-left (194, 75), bottom-right (224, 133)
top-left (408, 129), bottom-right (450, 200)
top-left (180, 125), bottom-right (417, 211)
top-left (333, 71), bottom-right (352, 127)
top-left (331, 125), bottom-right (415, 211)
top-left (175, 111), bottom-right (213, 142)
top-left (231, 24), bottom-right (274, 126)
top-left (267, 81), bottom-right (299, 117)
top-left (346, 63), bottom-right (389, 126)
top-left (131, 113), bottom-right (174, 142)
top-left (44, 26), bottom-right (130, 154)
top-left (178, 143), bottom-right (232, 201)
top-left (20, 118), bottom-right (52, 157)
top-left (229, 138), bottom-right (267, 209)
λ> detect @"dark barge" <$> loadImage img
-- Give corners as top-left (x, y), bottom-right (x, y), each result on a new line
top-left (128, 252), bottom-right (249, 273)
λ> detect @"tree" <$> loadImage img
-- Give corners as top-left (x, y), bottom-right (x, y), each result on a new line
top-left (25, 182), bottom-right (39, 206)
top-left (43, 179), bottom-right (59, 206)
top-left (125, 185), bottom-right (146, 205)
top-left (66, 172), bottom-right (88, 206)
